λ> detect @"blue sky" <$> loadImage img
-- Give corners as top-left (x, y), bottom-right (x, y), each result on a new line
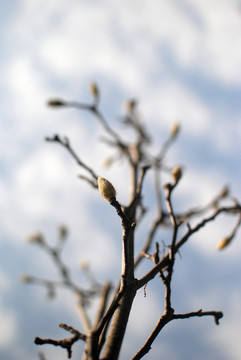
top-left (1, 0), bottom-right (241, 359)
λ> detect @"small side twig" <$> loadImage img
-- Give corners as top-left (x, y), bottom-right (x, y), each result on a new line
top-left (45, 134), bottom-right (98, 182)
top-left (173, 309), bottom-right (223, 325)
top-left (35, 323), bottom-right (86, 359)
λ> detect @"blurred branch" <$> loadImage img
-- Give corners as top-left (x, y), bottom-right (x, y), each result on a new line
top-left (137, 203), bottom-right (241, 290)
top-left (26, 86), bottom-right (241, 360)
top-left (45, 134), bottom-right (98, 183)
top-left (35, 322), bottom-right (86, 359)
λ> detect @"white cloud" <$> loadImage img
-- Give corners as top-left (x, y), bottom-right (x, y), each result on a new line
top-left (6, 0), bottom-right (241, 90)
top-left (0, 303), bottom-right (16, 347)
top-left (0, 274), bottom-right (17, 348)
top-left (206, 294), bottom-right (241, 360)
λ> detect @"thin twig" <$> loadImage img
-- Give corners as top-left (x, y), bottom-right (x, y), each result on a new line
top-left (137, 205), bottom-right (241, 290)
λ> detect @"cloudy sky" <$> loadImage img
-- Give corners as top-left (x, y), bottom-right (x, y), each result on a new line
top-left (1, 0), bottom-right (241, 359)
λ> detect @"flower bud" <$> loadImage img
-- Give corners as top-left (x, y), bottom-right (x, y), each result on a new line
top-left (89, 82), bottom-right (99, 99)
top-left (47, 99), bottom-right (66, 107)
top-left (80, 260), bottom-right (89, 270)
top-left (27, 232), bottom-right (44, 245)
top-left (220, 186), bottom-right (229, 198)
top-left (59, 225), bottom-right (68, 239)
top-left (125, 99), bottom-right (137, 112)
top-left (97, 177), bottom-right (116, 202)
top-left (172, 166), bottom-right (182, 183)
top-left (20, 275), bottom-right (33, 283)
top-left (170, 122), bottom-right (180, 138)
top-left (216, 236), bottom-right (232, 251)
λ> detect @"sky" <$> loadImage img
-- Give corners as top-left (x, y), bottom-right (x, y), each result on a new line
top-left (1, 0), bottom-right (241, 359)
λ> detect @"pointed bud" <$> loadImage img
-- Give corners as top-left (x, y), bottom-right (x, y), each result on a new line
top-left (97, 177), bottom-right (116, 202)
top-left (102, 157), bottom-right (114, 169)
top-left (47, 99), bottom-right (66, 107)
top-left (125, 99), bottom-right (137, 112)
top-left (59, 225), bottom-right (68, 239)
top-left (216, 236), bottom-right (232, 251)
top-left (172, 167), bottom-right (182, 184)
top-left (27, 232), bottom-right (44, 245)
top-left (170, 122), bottom-right (180, 138)
top-left (20, 275), bottom-right (33, 283)
top-left (80, 260), bottom-right (89, 270)
top-left (89, 82), bottom-right (99, 100)
top-left (220, 186), bottom-right (229, 198)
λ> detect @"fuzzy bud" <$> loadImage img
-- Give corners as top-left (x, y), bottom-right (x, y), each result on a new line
top-left (47, 99), bottom-right (66, 107)
top-left (80, 260), bottom-right (89, 270)
top-left (97, 177), bottom-right (116, 202)
top-left (27, 232), bottom-right (44, 245)
top-left (20, 275), bottom-right (33, 283)
top-left (125, 99), bottom-right (137, 112)
top-left (216, 236), bottom-right (232, 251)
top-left (172, 166), bottom-right (182, 183)
top-left (89, 82), bottom-right (99, 99)
top-left (59, 225), bottom-right (68, 239)
top-left (170, 122), bottom-right (180, 138)
top-left (220, 186), bottom-right (229, 198)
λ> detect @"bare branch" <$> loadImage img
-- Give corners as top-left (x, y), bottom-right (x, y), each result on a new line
top-left (35, 322), bottom-right (86, 359)
top-left (137, 205), bottom-right (241, 290)
top-left (45, 134), bottom-right (98, 182)
top-left (173, 309), bottom-right (223, 325)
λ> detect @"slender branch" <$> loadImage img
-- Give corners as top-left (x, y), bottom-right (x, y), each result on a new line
top-left (175, 185), bottom-right (230, 221)
top-left (131, 311), bottom-right (174, 360)
top-left (94, 282), bottom-right (112, 328)
top-left (59, 323), bottom-right (87, 339)
top-left (134, 214), bottom-right (163, 268)
top-left (137, 205), bottom-right (241, 290)
top-left (45, 134), bottom-right (98, 182)
top-left (173, 309), bottom-right (223, 325)
top-left (35, 324), bottom-right (86, 359)
top-left (55, 100), bottom-right (129, 155)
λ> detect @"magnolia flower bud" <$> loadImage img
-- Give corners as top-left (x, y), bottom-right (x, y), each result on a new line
top-left (97, 177), bottom-right (116, 202)
top-left (216, 236), bottom-right (232, 251)
top-left (27, 232), bottom-right (44, 245)
top-left (89, 82), bottom-right (99, 99)
top-left (220, 186), bottom-right (229, 198)
top-left (125, 99), bottom-right (137, 112)
top-left (172, 166), bottom-right (182, 183)
top-left (47, 99), bottom-right (66, 107)
top-left (170, 122), bottom-right (180, 138)
top-left (80, 260), bottom-right (89, 270)
top-left (20, 275), bottom-right (33, 283)
top-left (59, 225), bottom-right (68, 239)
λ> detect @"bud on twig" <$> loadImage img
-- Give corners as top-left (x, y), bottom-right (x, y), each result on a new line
top-left (97, 177), bottom-right (116, 202)
top-left (47, 99), bottom-right (66, 107)
top-left (125, 99), bottom-right (137, 112)
top-left (216, 236), bottom-right (232, 250)
top-left (170, 122), bottom-right (180, 139)
top-left (27, 232), bottom-right (44, 245)
top-left (59, 225), bottom-right (68, 239)
top-left (80, 260), bottom-right (89, 270)
top-left (20, 275), bottom-right (33, 283)
top-left (172, 167), bottom-right (182, 184)
top-left (89, 82), bottom-right (99, 103)
top-left (220, 186), bottom-right (229, 198)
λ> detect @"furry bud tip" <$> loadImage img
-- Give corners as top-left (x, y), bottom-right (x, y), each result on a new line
top-left (47, 99), bottom-right (66, 107)
top-left (89, 82), bottom-right (99, 99)
top-left (97, 177), bottom-right (116, 202)
top-left (170, 122), bottom-right (180, 138)
top-left (216, 236), bottom-right (232, 251)
top-left (172, 166), bottom-right (182, 183)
